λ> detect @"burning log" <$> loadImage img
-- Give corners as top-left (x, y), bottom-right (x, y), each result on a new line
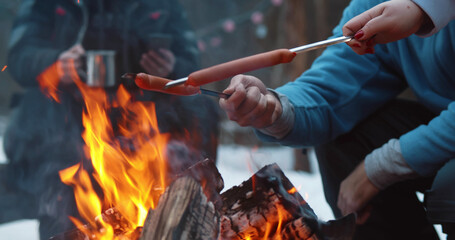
top-left (49, 207), bottom-right (142, 240)
top-left (218, 163), bottom-right (356, 240)
top-left (173, 158), bottom-right (224, 208)
top-left (49, 159), bottom-right (223, 240)
top-left (139, 176), bottom-right (219, 240)
top-left (50, 162), bottom-right (354, 240)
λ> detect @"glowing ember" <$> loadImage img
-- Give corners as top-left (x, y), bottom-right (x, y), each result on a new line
top-left (287, 185), bottom-right (302, 195)
top-left (1, 65), bottom-right (6, 72)
top-left (287, 187), bottom-right (297, 194)
top-left (38, 61), bottom-right (170, 239)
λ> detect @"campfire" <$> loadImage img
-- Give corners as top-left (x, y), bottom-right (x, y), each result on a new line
top-left (38, 62), bottom-right (355, 240)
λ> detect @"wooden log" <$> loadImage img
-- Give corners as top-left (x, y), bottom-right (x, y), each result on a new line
top-left (219, 163), bottom-right (318, 239)
top-left (139, 176), bottom-right (219, 240)
top-left (173, 158), bottom-right (224, 208)
top-left (281, 217), bottom-right (318, 240)
top-left (49, 159), bottom-right (222, 240)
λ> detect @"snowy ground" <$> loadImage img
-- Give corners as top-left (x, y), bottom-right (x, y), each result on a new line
top-left (0, 137), bottom-right (447, 239)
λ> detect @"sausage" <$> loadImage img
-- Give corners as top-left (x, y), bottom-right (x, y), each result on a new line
top-left (134, 73), bottom-right (200, 96)
top-left (186, 49), bottom-right (296, 86)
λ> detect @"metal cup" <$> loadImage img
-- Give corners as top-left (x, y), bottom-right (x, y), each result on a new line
top-left (84, 50), bottom-right (117, 87)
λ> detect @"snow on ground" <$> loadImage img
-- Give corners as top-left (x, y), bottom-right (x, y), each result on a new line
top-left (0, 138), bottom-right (446, 239)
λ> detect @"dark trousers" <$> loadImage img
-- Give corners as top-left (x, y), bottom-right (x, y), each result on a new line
top-left (315, 99), bottom-right (455, 239)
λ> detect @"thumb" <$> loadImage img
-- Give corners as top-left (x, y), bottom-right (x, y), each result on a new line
top-left (224, 75), bottom-right (244, 94)
top-left (71, 44), bottom-right (85, 55)
top-left (342, 3), bottom-right (385, 38)
top-left (359, 15), bottom-right (393, 43)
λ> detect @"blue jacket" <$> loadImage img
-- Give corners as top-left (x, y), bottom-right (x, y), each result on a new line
top-left (258, 0), bottom-right (455, 177)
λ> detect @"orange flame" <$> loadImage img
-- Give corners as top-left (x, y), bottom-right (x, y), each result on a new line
top-left (287, 187), bottom-right (297, 195)
top-left (39, 60), bottom-right (170, 239)
top-left (287, 185), bottom-right (302, 195)
top-left (242, 199), bottom-right (293, 240)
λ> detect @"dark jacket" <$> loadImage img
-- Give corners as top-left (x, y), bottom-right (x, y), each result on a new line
top-left (3, 2), bottom-right (218, 238)
top-left (7, 0), bottom-right (199, 88)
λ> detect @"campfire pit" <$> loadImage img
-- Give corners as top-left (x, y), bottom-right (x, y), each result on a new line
top-left (51, 162), bottom-right (355, 240)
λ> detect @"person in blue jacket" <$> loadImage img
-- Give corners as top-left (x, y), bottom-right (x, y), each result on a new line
top-left (219, 0), bottom-right (455, 238)
top-left (1, 0), bottom-right (220, 239)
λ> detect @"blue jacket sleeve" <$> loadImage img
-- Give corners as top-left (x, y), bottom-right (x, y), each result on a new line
top-left (7, 0), bottom-right (61, 88)
top-left (400, 101), bottom-right (455, 176)
top-left (257, 0), bottom-right (407, 147)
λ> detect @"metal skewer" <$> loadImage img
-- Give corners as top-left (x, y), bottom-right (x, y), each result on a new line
top-left (288, 35), bottom-right (352, 53)
top-left (163, 36), bottom-right (352, 89)
top-left (199, 89), bottom-right (231, 99)
top-left (121, 73), bottom-right (230, 99)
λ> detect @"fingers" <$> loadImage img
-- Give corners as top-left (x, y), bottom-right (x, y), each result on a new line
top-left (220, 83), bottom-right (247, 113)
top-left (337, 161), bottom-right (380, 225)
top-left (241, 93), bottom-right (280, 128)
top-left (140, 50), bottom-right (175, 77)
top-left (71, 44), bottom-right (85, 55)
top-left (147, 50), bottom-right (169, 67)
top-left (59, 44), bottom-right (85, 60)
top-left (342, 2), bottom-right (387, 55)
top-left (158, 49), bottom-right (175, 64)
top-left (220, 74), bottom-right (266, 111)
top-left (342, 3), bottom-right (385, 38)
top-left (356, 205), bottom-right (373, 225)
top-left (219, 74), bottom-right (280, 128)
top-left (359, 15), bottom-right (394, 43)
top-left (345, 38), bottom-right (376, 55)
top-left (337, 182), bottom-right (361, 216)
top-left (140, 52), bottom-right (160, 74)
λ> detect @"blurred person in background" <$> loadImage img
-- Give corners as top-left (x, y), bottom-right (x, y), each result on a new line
top-left (0, 0), bottom-right (219, 239)
top-left (218, 0), bottom-right (455, 239)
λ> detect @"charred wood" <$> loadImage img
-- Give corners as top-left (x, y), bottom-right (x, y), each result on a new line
top-left (172, 158), bottom-right (224, 208)
top-left (48, 159), bottom-right (222, 240)
top-left (219, 163), bottom-right (355, 240)
top-left (139, 176), bottom-right (219, 240)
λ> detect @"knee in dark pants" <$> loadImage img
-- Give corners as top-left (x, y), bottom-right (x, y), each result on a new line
top-left (442, 223), bottom-right (455, 240)
top-left (315, 140), bottom-right (367, 218)
top-left (425, 159), bottom-right (455, 227)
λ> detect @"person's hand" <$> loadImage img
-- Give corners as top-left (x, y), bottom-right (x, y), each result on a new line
top-left (140, 49), bottom-right (176, 78)
top-left (342, 0), bottom-right (428, 55)
top-left (337, 161), bottom-right (380, 224)
top-left (57, 44), bottom-right (85, 84)
top-left (219, 74), bottom-right (282, 129)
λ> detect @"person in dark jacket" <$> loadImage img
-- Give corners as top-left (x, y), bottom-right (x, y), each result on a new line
top-left (1, 0), bottom-right (220, 239)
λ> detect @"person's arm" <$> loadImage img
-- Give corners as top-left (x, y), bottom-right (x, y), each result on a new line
top-left (337, 138), bottom-right (419, 222)
top-left (342, 0), bottom-right (431, 55)
top-left (400, 101), bottom-right (455, 176)
top-left (7, 0), bottom-right (62, 88)
top-left (255, 42), bottom-right (406, 147)
top-left (219, 0), bottom-right (407, 147)
top-left (342, 0), bottom-right (455, 55)
top-left (338, 100), bottom-right (455, 219)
